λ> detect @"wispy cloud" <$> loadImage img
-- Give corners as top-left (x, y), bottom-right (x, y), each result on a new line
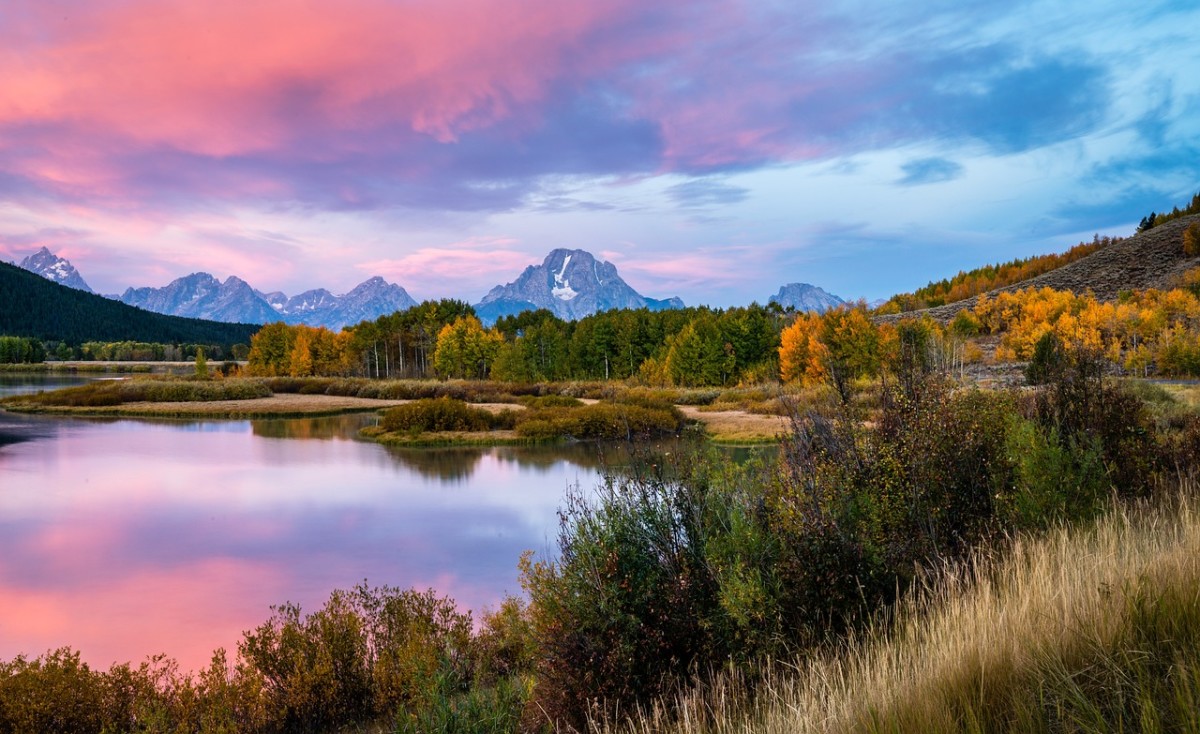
top-left (897, 157), bottom-right (964, 186)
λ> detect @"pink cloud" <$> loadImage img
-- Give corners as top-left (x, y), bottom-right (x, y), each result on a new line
top-left (359, 236), bottom-right (535, 298)
top-left (0, 0), bottom-right (638, 156)
top-left (619, 245), bottom-right (772, 294)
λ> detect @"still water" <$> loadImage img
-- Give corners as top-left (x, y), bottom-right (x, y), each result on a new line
top-left (0, 375), bottom-right (608, 671)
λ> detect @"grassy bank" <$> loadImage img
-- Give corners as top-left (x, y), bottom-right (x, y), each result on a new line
top-left (0, 375), bottom-right (787, 441)
top-left (0, 376), bottom-right (410, 418)
top-left (612, 490), bottom-right (1200, 734)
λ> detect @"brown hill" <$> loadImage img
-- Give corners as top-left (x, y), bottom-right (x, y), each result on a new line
top-left (880, 213), bottom-right (1200, 323)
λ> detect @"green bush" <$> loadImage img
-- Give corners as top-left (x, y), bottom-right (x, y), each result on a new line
top-left (521, 465), bottom-right (726, 730)
top-left (513, 401), bottom-right (685, 441)
top-left (1001, 417), bottom-right (1107, 530)
top-left (380, 397), bottom-right (512, 433)
top-left (517, 394), bottom-right (583, 409)
top-left (1028, 348), bottom-right (1160, 497)
top-left (0, 648), bottom-right (108, 733)
top-left (238, 584), bottom-right (482, 733)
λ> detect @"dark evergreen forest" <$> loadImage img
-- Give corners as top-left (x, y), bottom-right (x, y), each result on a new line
top-left (0, 261), bottom-right (258, 347)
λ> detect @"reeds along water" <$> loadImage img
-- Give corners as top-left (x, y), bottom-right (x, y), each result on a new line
top-left (608, 486), bottom-right (1200, 734)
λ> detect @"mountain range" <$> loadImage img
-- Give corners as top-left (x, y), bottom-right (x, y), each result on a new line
top-left (14, 246), bottom-right (845, 329)
top-left (0, 260), bottom-right (257, 347)
top-left (118, 273), bottom-right (417, 331)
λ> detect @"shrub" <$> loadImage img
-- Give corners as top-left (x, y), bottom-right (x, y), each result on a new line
top-left (513, 401), bottom-right (685, 441)
top-left (238, 584), bottom-right (479, 732)
top-left (380, 398), bottom-right (507, 433)
top-left (518, 394), bottom-right (583, 409)
top-left (1028, 347), bottom-right (1160, 498)
top-left (521, 466), bottom-right (725, 730)
top-left (1001, 417), bottom-right (1107, 530)
top-left (0, 648), bottom-right (108, 733)
top-left (472, 595), bottom-right (536, 686)
top-left (3, 377), bottom-right (272, 407)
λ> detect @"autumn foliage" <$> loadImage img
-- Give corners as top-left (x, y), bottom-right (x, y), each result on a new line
top-left (877, 235), bottom-right (1121, 313)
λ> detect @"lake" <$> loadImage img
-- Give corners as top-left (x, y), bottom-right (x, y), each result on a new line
top-left (0, 374), bottom-right (610, 672)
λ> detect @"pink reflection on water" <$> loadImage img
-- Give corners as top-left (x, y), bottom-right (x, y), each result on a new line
top-left (0, 558), bottom-right (282, 670)
top-left (0, 414), bottom-right (586, 671)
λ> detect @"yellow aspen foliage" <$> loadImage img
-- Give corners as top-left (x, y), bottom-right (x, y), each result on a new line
top-left (1184, 222), bottom-right (1200, 256)
top-left (971, 283), bottom-right (1200, 376)
top-left (778, 313), bottom-right (828, 385)
top-left (289, 329), bottom-right (314, 377)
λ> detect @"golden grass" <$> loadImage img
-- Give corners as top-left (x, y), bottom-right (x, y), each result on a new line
top-left (1159, 381), bottom-right (1200, 409)
top-left (678, 405), bottom-right (789, 443)
top-left (612, 489), bottom-right (1200, 733)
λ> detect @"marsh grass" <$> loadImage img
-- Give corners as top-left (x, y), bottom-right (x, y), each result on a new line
top-left (370, 395), bottom-right (687, 444)
top-left (608, 490), bottom-right (1200, 734)
top-left (676, 405), bottom-right (788, 443)
top-left (1, 376), bottom-right (271, 408)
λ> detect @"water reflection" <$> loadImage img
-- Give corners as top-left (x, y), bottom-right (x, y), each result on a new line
top-left (251, 413), bottom-right (378, 441)
top-left (0, 412), bottom-right (596, 672)
top-left (1, 378), bottom-right (773, 672)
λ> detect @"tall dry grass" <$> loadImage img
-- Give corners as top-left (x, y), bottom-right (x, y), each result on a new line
top-left (611, 489), bottom-right (1200, 734)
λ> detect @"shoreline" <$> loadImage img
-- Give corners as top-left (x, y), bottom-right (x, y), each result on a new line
top-left (2, 392), bottom-right (788, 443)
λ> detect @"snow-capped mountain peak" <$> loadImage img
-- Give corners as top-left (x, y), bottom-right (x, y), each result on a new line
top-left (475, 248), bottom-right (683, 324)
top-left (18, 247), bottom-right (94, 293)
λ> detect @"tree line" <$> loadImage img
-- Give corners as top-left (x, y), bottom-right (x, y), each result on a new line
top-left (245, 300), bottom-right (788, 387)
top-left (0, 337), bottom-right (244, 364)
top-left (877, 234), bottom-right (1122, 313)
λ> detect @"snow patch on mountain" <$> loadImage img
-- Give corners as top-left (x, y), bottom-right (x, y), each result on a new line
top-left (551, 254), bottom-right (578, 300)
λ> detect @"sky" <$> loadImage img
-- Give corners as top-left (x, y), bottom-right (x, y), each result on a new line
top-left (0, 0), bottom-right (1198, 307)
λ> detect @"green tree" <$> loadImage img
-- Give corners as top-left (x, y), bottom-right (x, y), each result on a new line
top-left (246, 322), bottom-right (296, 376)
top-left (194, 346), bottom-right (209, 378)
top-left (432, 316), bottom-right (503, 379)
top-left (820, 307), bottom-right (883, 402)
top-left (664, 316), bottom-right (729, 386)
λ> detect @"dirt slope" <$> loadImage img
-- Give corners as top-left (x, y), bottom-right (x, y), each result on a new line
top-left (880, 213), bottom-right (1200, 323)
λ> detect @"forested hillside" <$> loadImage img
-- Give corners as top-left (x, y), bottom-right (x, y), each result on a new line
top-left (880, 212), bottom-right (1200, 323)
top-left (0, 261), bottom-right (259, 347)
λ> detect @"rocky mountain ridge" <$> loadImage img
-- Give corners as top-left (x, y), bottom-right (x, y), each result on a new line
top-left (474, 248), bottom-right (684, 325)
top-left (769, 282), bottom-right (844, 313)
top-left (17, 247), bottom-right (93, 293)
top-left (119, 273), bottom-right (417, 331)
